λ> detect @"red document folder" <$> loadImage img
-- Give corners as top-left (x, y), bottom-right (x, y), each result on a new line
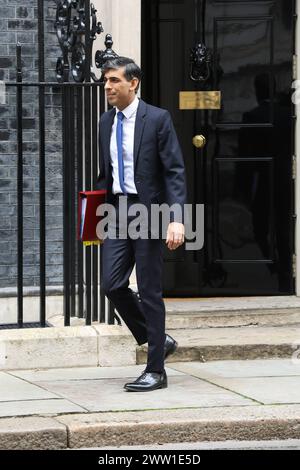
top-left (77, 190), bottom-right (107, 246)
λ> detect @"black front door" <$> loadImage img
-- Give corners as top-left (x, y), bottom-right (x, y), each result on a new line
top-left (141, 0), bottom-right (295, 296)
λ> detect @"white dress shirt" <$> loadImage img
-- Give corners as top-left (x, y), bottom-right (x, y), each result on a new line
top-left (110, 96), bottom-right (139, 194)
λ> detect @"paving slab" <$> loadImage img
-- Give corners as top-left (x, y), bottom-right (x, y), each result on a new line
top-left (168, 359), bottom-right (300, 378)
top-left (197, 376), bottom-right (300, 405)
top-left (168, 362), bottom-right (300, 405)
top-left (0, 372), bottom-right (58, 402)
top-left (33, 374), bottom-right (254, 412)
top-left (0, 399), bottom-right (86, 418)
top-left (9, 365), bottom-right (185, 383)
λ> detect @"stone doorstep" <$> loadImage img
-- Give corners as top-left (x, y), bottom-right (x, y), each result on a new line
top-left (138, 325), bottom-right (300, 363)
top-left (0, 324), bottom-right (137, 371)
top-left (2, 294), bottom-right (300, 328)
top-left (164, 296), bottom-right (300, 328)
top-left (165, 309), bottom-right (300, 329)
top-left (138, 344), bottom-right (299, 364)
top-left (1, 405), bottom-right (300, 449)
top-left (1, 323), bottom-right (300, 370)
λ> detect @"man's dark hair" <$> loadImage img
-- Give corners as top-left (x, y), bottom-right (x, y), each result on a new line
top-left (102, 57), bottom-right (142, 93)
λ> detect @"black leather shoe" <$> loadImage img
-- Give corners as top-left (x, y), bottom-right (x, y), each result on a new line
top-left (164, 334), bottom-right (178, 360)
top-left (124, 370), bottom-right (167, 392)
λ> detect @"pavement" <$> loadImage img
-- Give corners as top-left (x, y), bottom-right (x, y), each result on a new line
top-left (1, 358), bottom-right (300, 449)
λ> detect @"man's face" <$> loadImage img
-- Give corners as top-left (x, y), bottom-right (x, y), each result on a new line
top-left (103, 66), bottom-right (138, 110)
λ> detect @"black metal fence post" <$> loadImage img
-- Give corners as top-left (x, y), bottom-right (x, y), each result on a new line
top-left (99, 85), bottom-right (106, 324)
top-left (84, 0), bottom-right (92, 326)
top-left (92, 84), bottom-right (99, 322)
top-left (16, 44), bottom-right (24, 328)
top-left (37, 0), bottom-right (46, 327)
top-left (76, 86), bottom-right (84, 319)
top-left (69, 84), bottom-right (76, 319)
top-left (62, 63), bottom-right (71, 327)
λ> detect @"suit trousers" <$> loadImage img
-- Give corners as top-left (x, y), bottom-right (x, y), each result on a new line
top-left (101, 195), bottom-right (166, 373)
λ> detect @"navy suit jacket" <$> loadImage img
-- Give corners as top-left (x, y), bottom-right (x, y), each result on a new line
top-left (96, 99), bottom-right (187, 223)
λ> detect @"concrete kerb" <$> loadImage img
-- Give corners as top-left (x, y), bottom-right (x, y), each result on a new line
top-left (56, 405), bottom-right (300, 449)
top-left (1, 405), bottom-right (300, 449)
top-left (0, 417), bottom-right (68, 450)
top-left (0, 324), bottom-right (136, 371)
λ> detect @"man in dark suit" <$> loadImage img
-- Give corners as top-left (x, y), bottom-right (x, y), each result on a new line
top-left (97, 57), bottom-right (187, 392)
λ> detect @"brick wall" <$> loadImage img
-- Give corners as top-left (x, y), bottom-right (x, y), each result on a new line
top-left (0, 0), bottom-right (64, 288)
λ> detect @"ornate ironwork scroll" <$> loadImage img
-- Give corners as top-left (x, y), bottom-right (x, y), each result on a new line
top-left (54, 0), bottom-right (117, 83)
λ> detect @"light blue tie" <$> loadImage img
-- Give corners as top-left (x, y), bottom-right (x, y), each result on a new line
top-left (116, 111), bottom-right (126, 194)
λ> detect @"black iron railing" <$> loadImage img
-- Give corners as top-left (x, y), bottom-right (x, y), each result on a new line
top-left (2, 0), bottom-right (120, 328)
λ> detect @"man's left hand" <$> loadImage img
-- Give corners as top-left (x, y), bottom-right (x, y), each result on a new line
top-left (166, 222), bottom-right (185, 250)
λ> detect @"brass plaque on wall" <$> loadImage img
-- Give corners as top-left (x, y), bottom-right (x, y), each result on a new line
top-left (179, 91), bottom-right (221, 110)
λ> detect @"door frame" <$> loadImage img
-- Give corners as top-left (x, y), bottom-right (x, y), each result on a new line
top-left (99, 0), bottom-right (300, 296)
top-left (295, 0), bottom-right (300, 295)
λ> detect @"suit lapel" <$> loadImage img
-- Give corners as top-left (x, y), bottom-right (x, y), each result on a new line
top-left (134, 99), bottom-right (147, 171)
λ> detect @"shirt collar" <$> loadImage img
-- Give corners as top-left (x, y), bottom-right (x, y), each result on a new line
top-left (116, 96), bottom-right (139, 120)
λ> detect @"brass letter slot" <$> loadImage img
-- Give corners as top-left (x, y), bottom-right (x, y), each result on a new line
top-left (179, 91), bottom-right (221, 110)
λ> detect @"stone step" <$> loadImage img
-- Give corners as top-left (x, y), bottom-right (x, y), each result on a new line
top-left (2, 405), bottom-right (300, 449)
top-left (164, 296), bottom-right (300, 329)
top-left (137, 325), bottom-right (300, 364)
top-left (165, 309), bottom-right (300, 329)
